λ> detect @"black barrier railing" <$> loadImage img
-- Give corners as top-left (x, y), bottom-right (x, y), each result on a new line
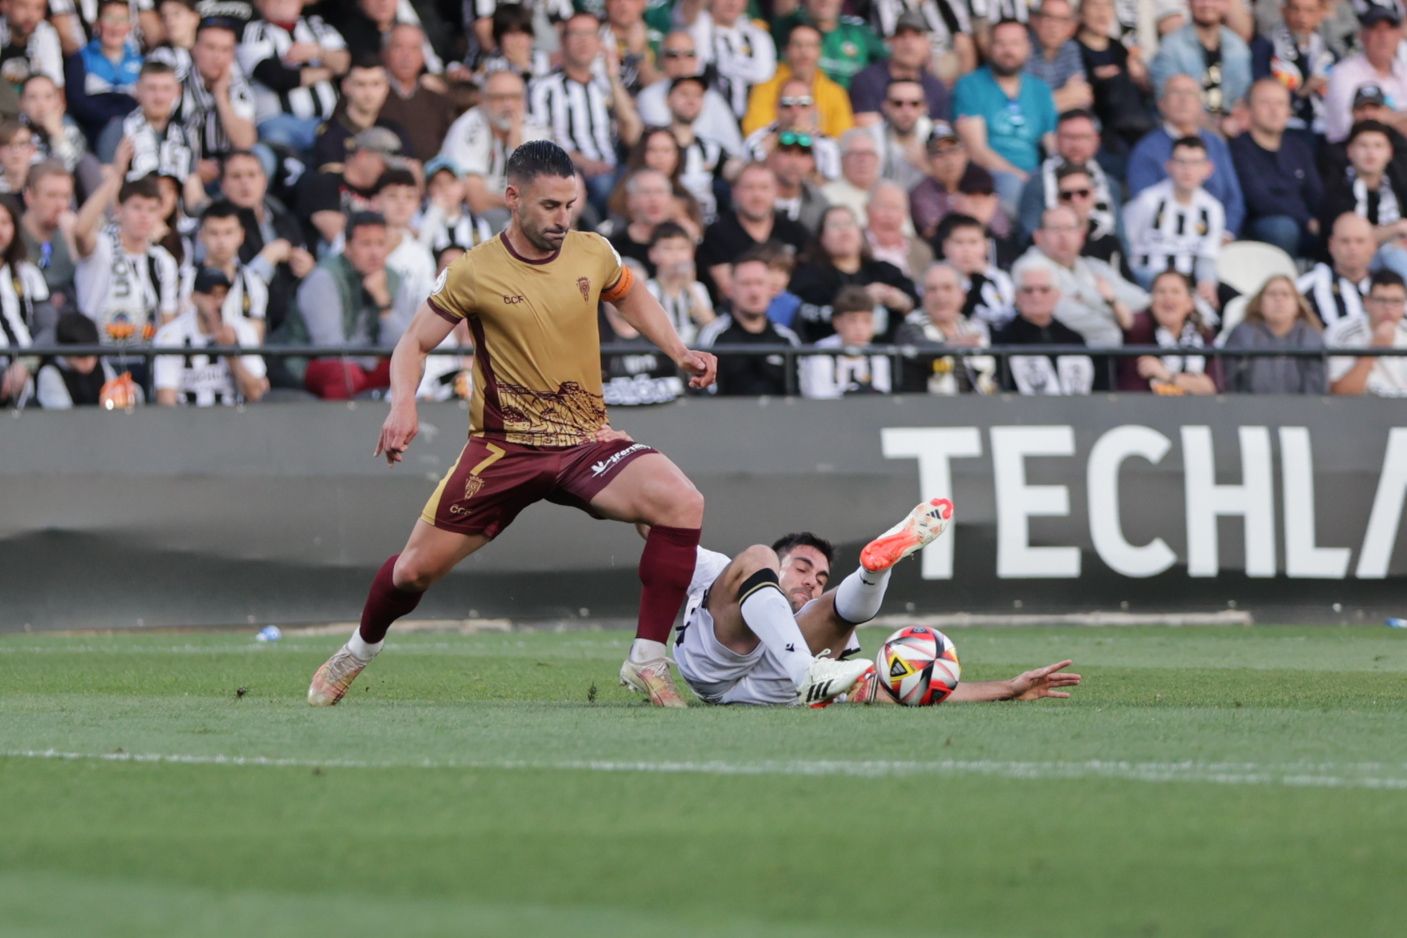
top-left (12, 342), bottom-right (1407, 398)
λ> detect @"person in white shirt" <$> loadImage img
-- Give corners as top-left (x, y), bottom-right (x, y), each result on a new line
top-left (1327, 269), bottom-right (1407, 396)
top-left (416, 157), bottom-right (494, 253)
top-left (239, 0), bottom-right (350, 155)
top-left (109, 60), bottom-right (195, 184)
top-left (372, 166), bottom-right (435, 300)
top-left (0, 0), bottom-right (65, 88)
top-left (1299, 212), bottom-right (1375, 328)
top-left (637, 30), bottom-right (744, 157)
top-left (153, 266), bottom-right (268, 406)
top-left (189, 199), bottom-right (269, 341)
top-left (439, 69), bottom-right (549, 223)
top-left (799, 285), bottom-right (893, 398)
top-left (1122, 134), bottom-right (1224, 310)
top-left (687, 0), bottom-right (776, 120)
top-left (1024, 203), bottom-right (1145, 347)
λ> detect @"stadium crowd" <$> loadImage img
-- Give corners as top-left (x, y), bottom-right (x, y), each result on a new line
top-left (1, 0), bottom-right (1406, 408)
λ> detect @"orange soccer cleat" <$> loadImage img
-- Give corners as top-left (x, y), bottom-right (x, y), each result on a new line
top-left (859, 497), bottom-right (955, 573)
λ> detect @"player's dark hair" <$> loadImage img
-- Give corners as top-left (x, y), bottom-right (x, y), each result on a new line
top-left (649, 220), bottom-right (691, 247)
top-left (374, 167), bottom-right (418, 194)
top-left (833, 285), bottom-right (873, 316)
top-left (346, 211), bottom-right (388, 240)
top-left (505, 140), bottom-right (576, 186)
top-left (139, 60), bottom-right (177, 80)
top-left (936, 212), bottom-right (984, 245)
top-left (1170, 134), bottom-right (1206, 155)
top-left (771, 533), bottom-right (835, 566)
top-left (199, 199), bottom-right (241, 224)
top-left (118, 175), bottom-right (163, 204)
top-left (1370, 269), bottom-right (1406, 291)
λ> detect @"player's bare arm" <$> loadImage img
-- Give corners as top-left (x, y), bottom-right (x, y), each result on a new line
top-left (608, 280), bottom-right (718, 390)
top-left (375, 302), bottom-right (456, 465)
top-left (946, 660), bottom-right (1082, 703)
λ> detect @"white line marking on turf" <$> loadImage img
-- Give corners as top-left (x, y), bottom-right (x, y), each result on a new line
top-left (5, 748), bottom-right (1407, 791)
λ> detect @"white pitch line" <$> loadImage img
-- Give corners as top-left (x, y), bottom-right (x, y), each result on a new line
top-left (4, 748), bottom-right (1407, 791)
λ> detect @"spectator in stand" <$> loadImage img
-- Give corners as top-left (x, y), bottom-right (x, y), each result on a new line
top-left (0, 0), bottom-right (65, 89)
top-left (789, 204), bottom-right (916, 342)
top-left (476, 4), bottom-right (551, 86)
top-left (371, 166), bottom-right (434, 300)
top-left (993, 253), bottom-right (1101, 395)
top-left (190, 199), bottom-right (269, 341)
top-left (1229, 78), bottom-right (1322, 256)
top-left (953, 17), bottom-right (1058, 217)
top-left (870, 78), bottom-right (931, 190)
top-left (150, 0), bottom-right (198, 78)
top-left (799, 284), bottom-right (892, 397)
top-left (638, 30), bottom-right (743, 157)
top-left (1327, 269), bottom-right (1407, 396)
top-left (894, 261), bottom-right (996, 395)
top-left (34, 311), bottom-right (116, 408)
top-left (239, 0), bottom-right (350, 158)
top-left (1322, 4), bottom-right (1407, 144)
top-left (153, 266), bottom-right (268, 406)
top-left (937, 210), bottom-right (1015, 327)
top-left (821, 128), bottom-right (880, 221)
top-left (849, 12), bottom-right (951, 126)
top-left (600, 167), bottom-right (677, 275)
top-left (297, 126), bottom-right (401, 252)
top-left (417, 158), bottom-right (493, 255)
top-left (755, 240), bottom-right (802, 330)
top-left (743, 78), bottom-right (841, 180)
top-left (1027, 0), bottom-right (1094, 113)
top-left (866, 1), bottom-right (977, 80)
top-left (0, 197), bottom-right (51, 353)
top-left (696, 249), bottom-right (801, 396)
top-left (607, 126), bottom-right (704, 228)
top-left (181, 18), bottom-right (258, 186)
top-left (529, 11), bottom-right (642, 211)
top-left (1025, 203), bottom-right (1145, 347)
top-left (111, 61), bottom-right (195, 181)
top-left (287, 210), bottom-right (416, 399)
top-left (1124, 135), bottom-right (1225, 307)
top-left (644, 220), bottom-right (714, 346)
top-left (1017, 108), bottom-right (1119, 243)
top-left (51, 0), bottom-right (163, 58)
top-left (864, 180), bottom-right (932, 280)
top-left (666, 74), bottom-right (738, 224)
top-left (1150, 0), bottom-right (1251, 132)
top-left (63, 0), bottom-right (142, 146)
top-left (440, 70), bottom-right (549, 226)
top-left (1047, 163), bottom-right (1131, 276)
top-left (1221, 274), bottom-right (1325, 394)
top-left (766, 134), bottom-right (828, 233)
top-left (311, 56), bottom-right (410, 173)
top-left (1250, 0), bottom-right (1335, 134)
top-left (217, 165), bottom-right (304, 371)
top-left (684, 0), bottom-right (776, 125)
top-left (1075, 0), bottom-right (1154, 158)
top-left (600, 0), bottom-right (665, 96)
top-left (19, 161), bottom-right (76, 309)
top-left (743, 23), bottom-right (853, 139)
top-left (336, 0), bottom-right (444, 77)
top-left (1118, 269), bottom-right (1217, 394)
top-left (0, 120), bottom-right (36, 197)
top-left (909, 122), bottom-right (972, 243)
top-left (773, 0), bottom-right (886, 90)
top-left (20, 74), bottom-right (90, 183)
top-left (1321, 83), bottom-right (1407, 183)
top-left (1299, 213), bottom-right (1376, 328)
top-left (378, 24), bottom-right (455, 165)
top-left (1319, 120), bottom-right (1407, 280)
top-left (947, 164), bottom-right (1018, 265)
top-left (1127, 74), bottom-right (1245, 236)
top-left (698, 162), bottom-right (809, 301)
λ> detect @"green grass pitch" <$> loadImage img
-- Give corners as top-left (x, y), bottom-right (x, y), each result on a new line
top-left (3, 624), bottom-right (1406, 937)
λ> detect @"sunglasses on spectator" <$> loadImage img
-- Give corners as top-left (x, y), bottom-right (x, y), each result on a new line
top-left (664, 49), bottom-right (696, 58)
top-left (779, 96), bottom-right (814, 108)
top-left (778, 131), bottom-right (814, 150)
top-left (1058, 187), bottom-right (1092, 201)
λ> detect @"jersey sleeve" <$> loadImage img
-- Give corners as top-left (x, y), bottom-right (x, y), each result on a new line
top-left (426, 253), bottom-right (476, 322)
top-left (594, 233), bottom-right (633, 303)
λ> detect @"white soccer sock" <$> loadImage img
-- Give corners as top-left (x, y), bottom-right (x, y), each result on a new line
top-left (629, 638), bottom-right (669, 663)
top-left (739, 581), bottom-right (812, 689)
top-left (834, 566), bottom-right (891, 625)
top-left (346, 630), bottom-right (384, 662)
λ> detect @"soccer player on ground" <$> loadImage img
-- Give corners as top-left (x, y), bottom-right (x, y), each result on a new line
top-left (669, 497), bottom-right (1081, 706)
top-left (307, 140), bottom-right (863, 710)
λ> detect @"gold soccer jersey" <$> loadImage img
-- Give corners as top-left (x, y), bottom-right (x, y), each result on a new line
top-left (427, 230), bottom-right (634, 447)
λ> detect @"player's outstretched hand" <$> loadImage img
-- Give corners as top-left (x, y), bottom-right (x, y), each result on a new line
top-left (595, 425), bottom-right (634, 444)
top-left (677, 349), bottom-right (717, 390)
top-left (375, 404), bottom-right (418, 466)
top-left (1008, 660), bottom-right (1081, 701)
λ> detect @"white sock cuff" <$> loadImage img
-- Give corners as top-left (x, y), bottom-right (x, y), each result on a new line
top-left (347, 630), bottom-right (383, 662)
top-left (834, 566), bottom-right (890, 626)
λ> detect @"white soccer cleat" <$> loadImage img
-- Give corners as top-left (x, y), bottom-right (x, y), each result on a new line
top-left (796, 651), bottom-right (875, 707)
top-left (307, 646), bottom-right (370, 706)
top-left (619, 655), bottom-right (689, 708)
top-left (859, 497), bottom-right (955, 574)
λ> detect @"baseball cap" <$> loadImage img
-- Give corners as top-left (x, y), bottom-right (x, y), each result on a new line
top-left (192, 267), bottom-right (232, 295)
top-left (894, 11), bottom-right (930, 34)
top-left (1360, 2), bottom-right (1403, 27)
top-left (350, 127), bottom-right (403, 158)
top-left (424, 155), bottom-right (464, 179)
top-left (957, 164), bottom-right (996, 195)
top-left (927, 121), bottom-right (959, 150)
top-left (1354, 83), bottom-right (1389, 109)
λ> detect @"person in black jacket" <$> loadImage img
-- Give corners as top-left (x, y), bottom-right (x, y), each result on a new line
top-left (696, 251), bottom-right (802, 396)
top-left (787, 204), bottom-right (917, 344)
top-left (1318, 120), bottom-right (1407, 281)
top-left (1229, 78), bottom-right (1323, 257)
top-left (219, 150), bottom-right (313, 342)
top-left (993, 253), bottom-right (1106, 394)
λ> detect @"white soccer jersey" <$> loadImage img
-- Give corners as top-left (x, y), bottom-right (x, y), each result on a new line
top-left (969, 0), bottom-right (1032, 23)
top-left (438, 107), bottom-right (551, 195)
top-left (0, 19), bottom-right (65, 87)
top-left (417, 204), bottom-right (495, 255)
top-left (76, 227), bottom-right (180, 343)
top-left (152, 310), bottom-right (265, 406)
top-left (679, 136), bottom-right (728, 223)
top-left (0, 262), bottom-right (42, 363)
top-left (1123, 180), bottom-right (1224, 282)
top-left (238, 16), bottom-right (345, 123)
top-left (1298, 263), bottom-right (1368, 328)
top-left (528, 70), bottom-right (618, 166)
top-left (123, 109), bottom-right (195, 182)
top-left (1326, 315), bottom-right (1407, 396)
top-left (799, 334), bottom-right (894, 399)
top-left (180, 264), bottom-right (268, 328)
top-left (868, 0), bottom-right (971, 46)
top-left (692, 14), bottom-right (777, 119)
top-left (181, 67), bottom-right (257, 161)
top-left (961, 265), bottom-right (1016, 328)
top-left (644, 279), bottom-right (711, 346)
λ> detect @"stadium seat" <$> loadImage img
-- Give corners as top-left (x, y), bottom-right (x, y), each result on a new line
top-left (1216, 242), bottom-right (1297, 297)
top-left (1215, 295), bottom-right (1250, 346)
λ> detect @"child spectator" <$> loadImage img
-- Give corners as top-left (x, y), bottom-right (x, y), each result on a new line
top-left (1123, 135), bottom-right (1224, 313)
top-left (35, 312), bottom-right (118, 408)
top-left (416, 157), bottom-right (493, 255)
top-left (190, 199), bottom-right (268, 341)
top-left (799, 284), bottom-right (892, 398)
top-left (63, 0), bottom-right (142, 146)
top-left (644, 221), bottom-right (714, 346)
top-left (371, 166), bottom-right (435, 299)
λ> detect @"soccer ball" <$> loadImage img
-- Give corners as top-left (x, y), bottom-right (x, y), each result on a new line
top-left (875, 626), bottom-right (961, 706)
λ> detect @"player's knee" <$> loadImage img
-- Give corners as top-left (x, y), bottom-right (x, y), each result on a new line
top-left (392, 553), bottom-right (439, 592)
top-left (664, 480), bottom-right (705, 528)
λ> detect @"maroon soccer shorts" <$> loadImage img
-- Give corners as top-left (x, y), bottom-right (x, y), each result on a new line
top-left (420, 437), bottom-right (659, 538)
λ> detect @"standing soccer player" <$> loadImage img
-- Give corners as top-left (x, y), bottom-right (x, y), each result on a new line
top-left (307, 141), bottom-right (718, 708)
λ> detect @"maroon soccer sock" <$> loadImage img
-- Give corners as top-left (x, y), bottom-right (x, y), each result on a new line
top-left (635, 525), bottom-right (701, 644)
top-left (357, 554), bottom-right (424, 644)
